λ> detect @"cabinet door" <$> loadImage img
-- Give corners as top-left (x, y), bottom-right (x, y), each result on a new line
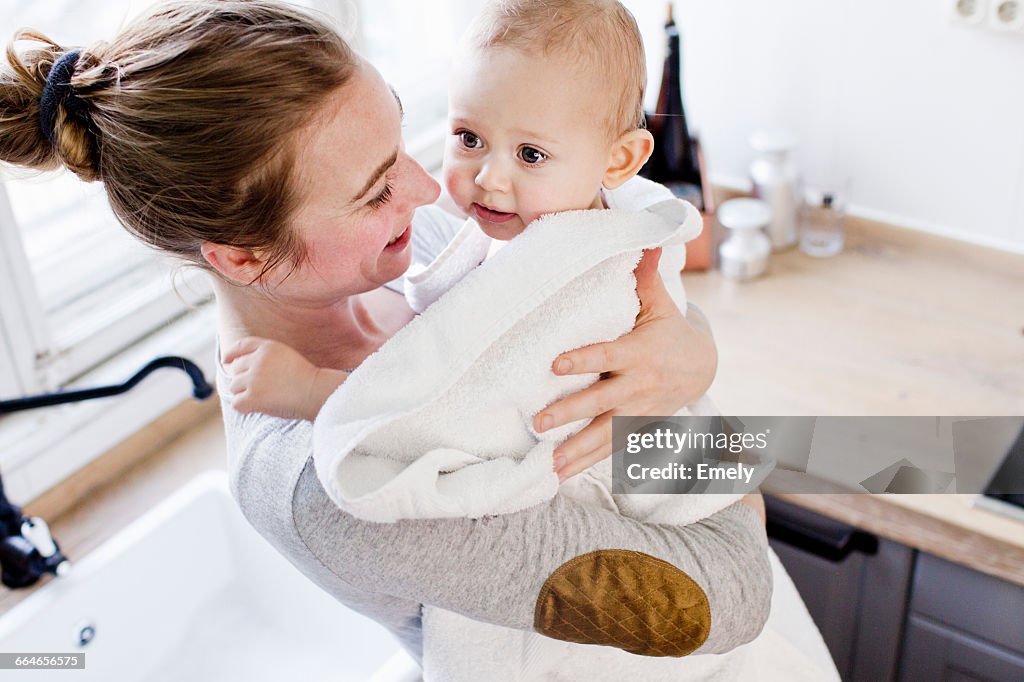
top-left (910, 553), bottom-right (1024, 655)
top-left (899, 616), bottom-right (1024, 682)
top-left (767, 496), bottom-right (914, 682)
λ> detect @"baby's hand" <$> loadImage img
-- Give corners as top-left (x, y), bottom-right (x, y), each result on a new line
top-left (222, 337), bottom-right (325, 421)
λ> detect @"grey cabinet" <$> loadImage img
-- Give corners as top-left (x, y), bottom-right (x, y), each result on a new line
top-left (766, 497), bottom-right (914, 681)
top-left (899, 616), bottom-right (1024, 681)
top-left (898, 553), bottom-right (1024, 681)
top-left (768, 497), bottom-right (1024, 682)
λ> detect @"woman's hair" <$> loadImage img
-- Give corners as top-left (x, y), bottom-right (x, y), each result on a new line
top-left (0, 0), bottom-right (358, 281)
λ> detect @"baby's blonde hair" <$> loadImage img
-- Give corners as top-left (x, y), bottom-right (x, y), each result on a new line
top-left (464, 0), bottom-right (646, 139)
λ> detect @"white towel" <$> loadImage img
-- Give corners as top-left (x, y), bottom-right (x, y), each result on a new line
top-left (313, 195), bottom-right (716, 523)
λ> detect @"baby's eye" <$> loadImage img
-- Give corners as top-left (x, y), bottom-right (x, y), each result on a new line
top-left (518, 146), bottom-right (547, 165)
top-left (458, 131), bottom-right (482, 149)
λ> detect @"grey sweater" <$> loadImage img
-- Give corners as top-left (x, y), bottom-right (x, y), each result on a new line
top-left (222, 204), bottom-right (772, 662)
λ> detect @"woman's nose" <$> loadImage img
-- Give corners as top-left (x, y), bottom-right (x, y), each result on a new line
top-left (404, 156), bottom-right (441, 208)
top-left (474, 160), bottom-right (510, 193)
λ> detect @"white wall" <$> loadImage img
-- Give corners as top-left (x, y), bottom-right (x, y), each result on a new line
top-left (624, 0), bottom-right (1024, 252)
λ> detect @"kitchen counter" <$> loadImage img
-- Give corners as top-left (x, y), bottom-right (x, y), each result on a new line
top-left (684, 211), bottom-right (1024, 585)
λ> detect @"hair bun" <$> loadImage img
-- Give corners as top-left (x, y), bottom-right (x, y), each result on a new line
top-left (43, 48), bottom-right (102, 181)
top-left (0, 33), bottom-right (101, 181)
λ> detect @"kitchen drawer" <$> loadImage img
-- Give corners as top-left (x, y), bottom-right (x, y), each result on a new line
top-left (766, 496), bottom-right (913, 681)
top-left (899, 615), bottom-right (1024, 682)
top-left (910, 553), bottom-right (1024, 655)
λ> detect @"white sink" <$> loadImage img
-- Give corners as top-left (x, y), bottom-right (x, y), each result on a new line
top-left (0, 472), bottom-right (419, 681)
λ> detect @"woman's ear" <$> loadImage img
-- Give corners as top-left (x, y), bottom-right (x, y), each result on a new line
top-left (200, 241), bottom-right (266, 284)
top-left (603, 129), bottom-right (654, 190)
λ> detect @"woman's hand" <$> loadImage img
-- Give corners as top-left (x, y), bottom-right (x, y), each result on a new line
top-left (533, 248), bottom-right (718, 481)
top-left (739, 494), bottom-right (766, 525)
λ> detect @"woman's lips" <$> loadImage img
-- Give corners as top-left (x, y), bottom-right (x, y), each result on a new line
top-left (472, 203), bottom-right (517, 224)
top-left (384, 225), bottom-right (411, 251)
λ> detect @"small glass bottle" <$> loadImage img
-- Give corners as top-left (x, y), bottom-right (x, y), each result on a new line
top-left (800, 192), bottom-right (845, 257)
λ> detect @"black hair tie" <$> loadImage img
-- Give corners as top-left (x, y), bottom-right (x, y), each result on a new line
top-left (39, 49), bottom-right (89, 146)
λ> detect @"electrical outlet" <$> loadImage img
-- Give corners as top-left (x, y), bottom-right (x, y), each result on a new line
top-left (952, 0), bottom-right (989, 25)
top-left (988, 0), bottom-right (1024, 30)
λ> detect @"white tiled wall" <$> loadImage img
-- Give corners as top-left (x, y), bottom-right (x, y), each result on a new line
top-left (625, 0), bottom-right (1024, 252)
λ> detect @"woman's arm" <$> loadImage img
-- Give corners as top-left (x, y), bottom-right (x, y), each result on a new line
top-left (292, 458), bottom-right (771, 656)
top-left (536, 248), bottom-right (718, 479)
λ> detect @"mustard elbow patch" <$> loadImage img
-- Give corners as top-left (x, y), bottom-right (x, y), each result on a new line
top-left (534, 549), bottom-right (710, 657)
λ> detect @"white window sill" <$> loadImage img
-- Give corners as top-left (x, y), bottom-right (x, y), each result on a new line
top-left (0, 303), bottom-right (218, 505)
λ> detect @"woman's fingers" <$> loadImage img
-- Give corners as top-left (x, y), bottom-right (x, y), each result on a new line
top-left (553, 412), bottom-right (612, 471)
top-left (557, 440), bottom-right (613, 481)
top-left (558, 448), bottom-right (609, 481)
top-left (550, 334), bottom-right (640, 377)
top-left (535, 376), bottom-right (631, 432)
top-left (632, 247), bottom-right (663, 305)
top-left (634, 247), bottom-right (676, 323)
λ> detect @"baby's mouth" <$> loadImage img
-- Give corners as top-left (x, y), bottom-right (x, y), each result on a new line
top-left (472, 203), bottom-right (517, 224)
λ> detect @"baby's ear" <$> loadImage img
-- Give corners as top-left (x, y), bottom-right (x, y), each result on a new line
top-left (603, 129), bottom-right (654, 190)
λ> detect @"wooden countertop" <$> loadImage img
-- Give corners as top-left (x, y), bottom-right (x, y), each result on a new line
top-left (684, 212), bottom-right (1024, 585)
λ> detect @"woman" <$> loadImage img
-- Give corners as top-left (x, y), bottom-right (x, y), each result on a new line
top-left (0, 0), bottom-right (783, 669)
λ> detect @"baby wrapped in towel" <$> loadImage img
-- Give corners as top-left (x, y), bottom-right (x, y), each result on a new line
top-left (316, 0), bottom-right (732, 526)
top-left (224, 2), bottom-right (845, 681)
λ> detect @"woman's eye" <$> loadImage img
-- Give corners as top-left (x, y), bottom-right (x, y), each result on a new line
top-left (518, 146), bottom-right (547, 165)
top-left (367, 180), bottom-right (394, 209)
top-left (458, 131), bottom-right (482, 149)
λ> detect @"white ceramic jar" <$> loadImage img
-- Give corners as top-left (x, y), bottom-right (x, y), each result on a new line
top-left (749, 130), bottom-right (801, 250)
top-left (717, 198), bottom-right (772, 280)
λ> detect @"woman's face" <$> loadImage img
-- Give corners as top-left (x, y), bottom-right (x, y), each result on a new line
top-left (269, 61), bottom-right (440, 304)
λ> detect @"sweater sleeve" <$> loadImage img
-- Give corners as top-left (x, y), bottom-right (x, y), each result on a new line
top-left (291, 457), bottom-right (771, 655)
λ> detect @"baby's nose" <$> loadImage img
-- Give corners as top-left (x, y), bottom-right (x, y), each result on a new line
top-left (474, 160), bottom-right (510, 193)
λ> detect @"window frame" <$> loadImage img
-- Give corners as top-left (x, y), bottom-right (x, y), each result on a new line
top-left (0, 184), bottom-right (48, 398)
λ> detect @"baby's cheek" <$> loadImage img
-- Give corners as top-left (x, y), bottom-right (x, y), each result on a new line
top-left (443, 164), bottom-right (473, 212)
top-left (520, 184), bottom-right (580, 225)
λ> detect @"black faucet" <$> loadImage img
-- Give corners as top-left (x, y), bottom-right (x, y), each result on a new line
top-left (0, 476), bottom-right (70, 588)
top-left (0, 356), bottom-right (213, 588)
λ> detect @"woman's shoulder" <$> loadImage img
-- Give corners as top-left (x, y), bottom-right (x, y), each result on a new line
top-left (221, 399), bottom-right (314, 518)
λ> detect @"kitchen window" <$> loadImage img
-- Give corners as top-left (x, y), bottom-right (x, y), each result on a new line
top-left (0, 0), bottom-right (463, 501)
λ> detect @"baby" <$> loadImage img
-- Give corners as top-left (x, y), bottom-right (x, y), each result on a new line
top-left (440, 0), bottom-right (652, 241)
top-left (229, 3), bottom-right (759, 678)
top-left (231, 0), bottom-right (692, 422)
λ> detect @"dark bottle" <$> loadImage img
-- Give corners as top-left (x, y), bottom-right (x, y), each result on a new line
top-left (641, 4), bottom-right (703, 207)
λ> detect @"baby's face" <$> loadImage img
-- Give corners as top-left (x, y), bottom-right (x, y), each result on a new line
top-left (444, 47), bottom-right (615, 240)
